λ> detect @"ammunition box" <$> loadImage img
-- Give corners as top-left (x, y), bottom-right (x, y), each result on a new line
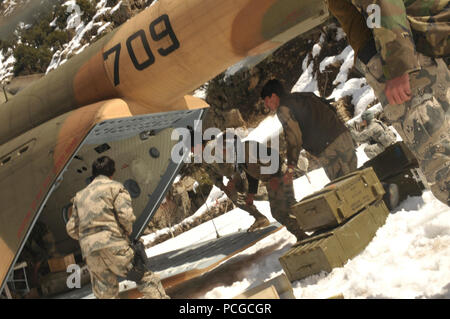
top-left (362, 142), bottom-right (418, 181)
top-left (235, 285), bottom-right (280, 299)
top-left (292, 167), bottom-right (385, 232)
top-left (233, 274), bottom-right (295, 299)
top-left (280, 200), bottom-right (389, 282)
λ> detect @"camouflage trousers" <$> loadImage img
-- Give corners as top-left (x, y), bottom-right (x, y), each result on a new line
top-left (364, 143), bottom-right (385, 159)
top-left (224, 172), bottom-right (266, 220)
top-left (265, 176), bottom-right (307, 241)
top-left (317, 131), bottom-right (358, 182)
top-left (357, 53), bottom-right (450, 206)
top-left (85, 245), bottom-right (169, 299)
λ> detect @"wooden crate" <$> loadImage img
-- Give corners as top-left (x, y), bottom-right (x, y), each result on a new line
top-left (48, 254), bottom-right (75, 273)
top-left (292, 167), bottom-right (385, 232)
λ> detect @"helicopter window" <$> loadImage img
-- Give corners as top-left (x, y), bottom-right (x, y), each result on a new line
top-left (1, 156), bottom-right (11, 165)
top-left (18, 146), bottom-right (29, 155)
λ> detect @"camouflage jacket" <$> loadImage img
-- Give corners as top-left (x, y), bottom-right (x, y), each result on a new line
top-left (351, 120), bottom-right (397, 147)
top-left (277, 92), bottom-right (348, 165)
top-left (201, 138), bottom-right (237, 189)
top-left (201, 139), bottom-right (266, 194)
top-left (328, 0), bottom-right (450, 79)
top-left (66, 175), bottom-right (135, 258)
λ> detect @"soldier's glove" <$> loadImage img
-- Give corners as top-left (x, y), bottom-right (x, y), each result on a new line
top-left (126, 240), bottom-right (150, 283)
top-left (245, 193), bottom-right (255, 206)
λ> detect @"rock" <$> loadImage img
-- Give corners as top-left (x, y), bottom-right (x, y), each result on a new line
top-left (330, 96), bottom-right (354, 123)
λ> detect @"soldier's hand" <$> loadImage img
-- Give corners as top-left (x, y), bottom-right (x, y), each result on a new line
top-left (385, 73), bottom-right (412, 105)
top-left (283, 165), bottom-right (295, 184)
top-left (223, 180), bottom-right (235, 194)
top-left (245, 193), bottom-right (255, 206)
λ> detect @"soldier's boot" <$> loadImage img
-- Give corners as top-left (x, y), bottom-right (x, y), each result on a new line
top-left (242, 204), bottom-right (271, 232)
top-left (247, 215), bottom-right (271, 232)
top-left (382, 183), bottom-right (400, 211)
top-left (138, 271), bottom-right (170, 299)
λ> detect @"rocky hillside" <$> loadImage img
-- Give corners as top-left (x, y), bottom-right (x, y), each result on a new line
top-left (0, 0), bottom-right (153, 80)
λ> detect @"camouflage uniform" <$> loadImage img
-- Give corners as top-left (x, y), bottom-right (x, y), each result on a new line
top-left (351, 119), bottom-right (397, 159)
top-left (277, 99), bottom-right (357, 182)
top-left (264, 173), bottom-right (308, 241)
top-left (240, 141), bottom-right (308, 241)
top-left (66, 175), bottom-right (168, 299)
top-left (204, 158), bottom-right (270, 229)
top-left (328, 0), bottom-right (450, 205)
top-left (20, 221), bottom-right (57, 264)
top-left (19, 221), bottom-right (57, 286)
top-left (315, 131), bottom-right (358, 181)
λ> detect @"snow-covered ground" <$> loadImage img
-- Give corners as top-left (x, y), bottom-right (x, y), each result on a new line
top-left (142, 143), bottom-right (450, 299)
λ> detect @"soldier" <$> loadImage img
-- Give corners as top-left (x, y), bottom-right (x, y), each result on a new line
top-left (327, 0), bottom-right (450, 206)
top-left (66, 156), bottom-right (169, 299)
top-left (261, 79), bottom-right (357, 183)
top-left (19, 221), bottom-right (57, 287)
top-left (350, 110), bottom-right (397, 159)
top-left (192, 133), bottom-right (271, 232)
top-left (240, 140), bottom-right (308, 241)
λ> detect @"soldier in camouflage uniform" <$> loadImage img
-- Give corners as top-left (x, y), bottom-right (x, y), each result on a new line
top-left (66, 156), bottom-right (168, 299)
top-left (350, 110), bottom-right (397, 159)
top-left (239, 140), bottom-right (308, 241)
top-left (327, 0), bottom-right (450, 206)
top-left (194, 133), bottom-right (271, 232)
top-left (19, 221), bottom-right (57, 287)
top-left (261, 79), bottom-right (357, 182)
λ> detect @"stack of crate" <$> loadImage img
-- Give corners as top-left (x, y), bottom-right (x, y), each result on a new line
top-left (279, 167), bottom-right (390, 282)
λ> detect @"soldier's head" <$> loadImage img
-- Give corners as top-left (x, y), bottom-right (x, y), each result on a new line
top-left (92, 156), bottom-right (116, 178)
top-left (361, 110), bottom-right (373, 126)
top-left (261, 79), bottom-right (285, 111)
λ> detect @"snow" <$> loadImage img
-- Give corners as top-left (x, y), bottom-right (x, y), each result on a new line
top-left (141, 149), bottom-right (450, 299)
top-left (46, 0), bottom-right (124, 73)
top-left (138, 26), bottom-right (450, 299)
top-left (242, 115), bottom-right (283, 145)
top-left (2, 6), bottom-right (448, 300)
top-left (291, 55), bottom-right (319, 94)
top-left (0, 50), bottom-right (15, 84)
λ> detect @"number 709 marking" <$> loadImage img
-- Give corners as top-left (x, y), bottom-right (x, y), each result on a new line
top-left (103, 14), bottom-right (180, 86)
